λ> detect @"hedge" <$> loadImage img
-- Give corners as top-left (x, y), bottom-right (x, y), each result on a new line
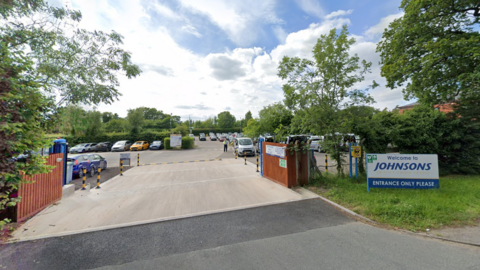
top-left (164, 137), bottom-right (172, 149)
top-left (181, 136), bottom-right (194, 149)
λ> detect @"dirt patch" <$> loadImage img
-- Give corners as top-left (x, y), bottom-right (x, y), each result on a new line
top-left (70, 166), bottom-right (134, 190)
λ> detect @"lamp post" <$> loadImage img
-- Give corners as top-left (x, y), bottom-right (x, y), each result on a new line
top-left (170, 113), bottom-right (172, 133)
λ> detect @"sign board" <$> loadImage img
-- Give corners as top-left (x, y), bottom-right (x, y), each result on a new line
top-left (120, 153), bottom-right (131, 166)
top-left (351, 146), bottom-right (361, 158)
top-left (170, 134), bottom-right (182, 147)
top-left (366, 154), bottom-right (439, 191)
top-left (279, 159), bottom-right (287, 168)
top-left (266, 145), bottom-right (286, 158)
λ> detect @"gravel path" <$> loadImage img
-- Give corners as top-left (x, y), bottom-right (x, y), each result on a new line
top-left (70, 166), bottom-right (134, 190)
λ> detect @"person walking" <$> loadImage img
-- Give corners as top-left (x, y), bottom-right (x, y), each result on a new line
top-left (223, 139), bottom-right (228, 152)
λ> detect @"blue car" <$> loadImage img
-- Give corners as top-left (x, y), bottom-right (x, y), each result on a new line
top-left (68, 154), bottom-right (107, 178)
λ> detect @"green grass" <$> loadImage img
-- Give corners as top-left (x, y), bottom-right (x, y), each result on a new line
top-left (308, 174), bottom-right (480, 232)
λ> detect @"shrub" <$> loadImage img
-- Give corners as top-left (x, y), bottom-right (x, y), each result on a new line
top-left (164, 137), bottom-right (172, 149)
top-left (181, 136), bottom-right (194, 149)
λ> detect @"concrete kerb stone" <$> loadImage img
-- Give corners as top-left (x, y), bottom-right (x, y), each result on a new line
top-left (315, 195), bottom-right (376, 224)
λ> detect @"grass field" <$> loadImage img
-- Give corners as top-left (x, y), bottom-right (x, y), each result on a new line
top-left (308, 174), bottom-right (480, 231)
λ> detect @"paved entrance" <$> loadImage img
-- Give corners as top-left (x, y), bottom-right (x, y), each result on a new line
top-left (12, 159), bottom-right (317, 241)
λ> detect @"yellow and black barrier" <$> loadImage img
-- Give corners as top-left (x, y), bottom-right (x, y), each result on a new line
top-left (244, 151), bottom-right (247, 165)
top-left (120, 160), bottom-right (124, 176)
top-left (96, 167), bottom-right (101, 189)
top-left (235, 149), bottom-right (237, 159)
top-left (137, 154), bottom-right (139, 167)
top-left (81, 168), bottom-right (87, 190)
top-left (325, 154), bottom-right (328, 173)
top-left (256, 154), bottom-right (259, 172)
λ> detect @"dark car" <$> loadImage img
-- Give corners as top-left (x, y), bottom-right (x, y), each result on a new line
top-left (93, 142), bottom-right (112, 152)
top-left (210, 135), bottom-right (217, 141)
top-left (199, 133), bottom-right (206, 141)
top-left (149, 141), bottom-right (164, 150)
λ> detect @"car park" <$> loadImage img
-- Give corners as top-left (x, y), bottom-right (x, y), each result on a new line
top-left (111, 140), bottom-right (132, 152)
top-left (199, 133), bottom-right (206, 141)
top-left (149, 141), bottom-right (164, 150)
top-left (69, 143), bottom-right (94, 154)
top-left (93, 142), bottom-right (112, 152)
top-left (130, 141), bottom-right (149, 151)
top-left (210, 135), bottom-right (217, 141)
top-left (235, 137), bottom-right (255, 156)
top-left (219, 136), bottom-right (226, 142)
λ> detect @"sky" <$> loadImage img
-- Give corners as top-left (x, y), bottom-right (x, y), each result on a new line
top-left (48, 0), bottom-right (406, 121)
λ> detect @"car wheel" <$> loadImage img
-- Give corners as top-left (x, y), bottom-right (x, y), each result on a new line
top-left (78, 168), bottom-right (84, 178)
top-left (103, 162), bottom-right (107, 170)
top-left (89, 167), bottom-right (95, 177)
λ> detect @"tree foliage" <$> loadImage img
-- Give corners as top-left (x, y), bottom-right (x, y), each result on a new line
top-left (257, 102), bottom-right (293, 135)
top-left (243, 118), bottom-right (260, 138)
top-left (278, 25), bottom-right (377, 173)
top-left (217, 111), bottom-right (236, 128)
top-left (378, 0), bottom-right (480, 104)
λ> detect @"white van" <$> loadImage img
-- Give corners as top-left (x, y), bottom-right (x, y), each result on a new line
top-left (235, 137), bottom-right (255, 156)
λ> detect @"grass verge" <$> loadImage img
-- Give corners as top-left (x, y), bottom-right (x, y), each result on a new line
top-left (308, 174), bottom-right (480, 232)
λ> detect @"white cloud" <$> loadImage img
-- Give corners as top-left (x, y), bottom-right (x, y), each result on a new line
top-left (178, 0), bottom-right (283, 46)
top-left (325, 9), bottom-right (353, 19)
top-left (181, 25), bottom-right (202, 37)
top-left (272, 25), bottom-right (287, 44)
top-left (151, 2), bottom-right (182, 20)
top-left (364, 12), bottom-right (404, 40)
top-left (295, 0), bottom-right (325, 19)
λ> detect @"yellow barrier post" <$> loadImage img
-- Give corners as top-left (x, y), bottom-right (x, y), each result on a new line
top-left (325, 154), bottom-right (328, 173)
top-left (81, 168), bottom-right (87, 190)
top-left (120, 160), bottom-right (123, 176)
top-left (137, 153), bottom-right (139, 167)
top-left (256, 154), bottom-right (259, 172)
top-left (235, 149), bottom-right (237, 159)
top-left (96, 167), bottom-right (101, 189)
top-left (244, 151), bottom-right (247, 165)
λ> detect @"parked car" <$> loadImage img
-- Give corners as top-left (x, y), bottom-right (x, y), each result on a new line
top-left (219, 136), bottom-right (226, 142)
top-left (210, 135), bottom-right (217, 141)
top-left (69, 143), bottom-right (94, 154)
top-left (189, 134), bottom-right (195, 141)
top-left (68, 154), bottom-right (96, 178)
top-left (199, 133), bottom-right (206, 141)
top-left (130, 141), bottom-right (149, 151)
top-left (111, 140), bottom-right (132, 152)
top-left (93, 142), bottom-right (112, 152)
top-left (149, 141), bottom-right (164, 150)
top-left (88, 154), bottom-right (108, 171)
top-left (235, 137), bottom-right (255, 156)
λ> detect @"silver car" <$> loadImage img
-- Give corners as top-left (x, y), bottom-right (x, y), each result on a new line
top-left (111, 140), bottom-right (132, 152)
top-left (235, 137), bottom-right (255, 156)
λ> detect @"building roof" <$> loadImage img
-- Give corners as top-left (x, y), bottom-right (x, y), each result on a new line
top-left (397, 102), bottom-right (419, 109)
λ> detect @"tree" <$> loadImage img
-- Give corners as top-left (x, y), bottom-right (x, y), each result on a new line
top-left (245, 111), bottom-right (253, 122)
top-left (127, 109), bottom-right (145, 135)
top-left (136, 107), bottom-right (165, 120)
top-left (217, 111), bottom-right (236, 128)
top-left (258, 103), bottom-right (293, 135)
top-left (101, 112), bottom-right (119, 123)
top-left (105, 118), bottom-right (127, 133)
top-left (278, 25), bottom-right (377, 174)
top-left (377, 0), bottom-right (480, 105)
top-left (243, 118), bottom-right (260, 138)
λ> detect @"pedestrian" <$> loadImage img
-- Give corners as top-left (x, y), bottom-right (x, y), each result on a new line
top-left (223, 139), bottom-right (228, 152)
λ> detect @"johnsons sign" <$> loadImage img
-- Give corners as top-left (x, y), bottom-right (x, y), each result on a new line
top-left (366, 154), bottom-right (439, 191)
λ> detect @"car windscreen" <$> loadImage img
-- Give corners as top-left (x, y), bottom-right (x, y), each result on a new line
top-left (152, 141), bottom-right (161, 145)
top-left (114, 141), bottom-right (126, 146)
top-left (238, 139), bottom-right (252, 145)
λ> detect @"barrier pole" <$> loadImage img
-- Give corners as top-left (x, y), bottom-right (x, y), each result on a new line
top-left (120, 160), bottom-right (123, 176)
top-left (81, 168), bottom-right (87, 190)
top-left (235, 149), bottom-right (237, 159)
top-left (96, 167), bottom-right (101, 189)
top-left (244, 151), bottom-right (247, 165)
top-left (256, 154), bottom-right (259, 172)
top-left (349, 143), bottom-right (353, 178)
top-left (325, 154), bottom-right (328, 173)
top-left (137, 153), bottom-right (139, 167)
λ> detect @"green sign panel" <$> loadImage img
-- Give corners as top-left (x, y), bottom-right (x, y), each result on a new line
top-left (279, 159), bottom-right (287, 168)
top-left (367, 154), bottom-right (377, 163)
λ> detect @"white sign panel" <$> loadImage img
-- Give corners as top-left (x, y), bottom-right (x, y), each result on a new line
top-left (170, 134), bottom-right (182, 147)
top-left (266, 145), bottom-right (286, 158)
top-left (366, 154), bottom-right (439, 190)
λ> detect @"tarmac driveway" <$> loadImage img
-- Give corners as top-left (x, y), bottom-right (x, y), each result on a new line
top-left (12, 159), bottom-right (316, 242)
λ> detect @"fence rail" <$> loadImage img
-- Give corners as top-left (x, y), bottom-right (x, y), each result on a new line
top-left (15, 153), bottom-right (64, 222)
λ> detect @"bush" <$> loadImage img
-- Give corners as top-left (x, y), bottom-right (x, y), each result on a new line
top-left (164, 137), bottom-right (172, 149)
top-left (181, 136), bottom-right (194, 149)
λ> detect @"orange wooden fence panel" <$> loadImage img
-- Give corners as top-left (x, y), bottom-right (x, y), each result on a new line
top-left (15, 153), bottom-right (64, 222)
top-left (262, 142), bottom-right (308, 188)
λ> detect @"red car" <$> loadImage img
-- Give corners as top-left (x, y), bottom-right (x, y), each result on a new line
top-left (219, 136), bottom-right (226, 142)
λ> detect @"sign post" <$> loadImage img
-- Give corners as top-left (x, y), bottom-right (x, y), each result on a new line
top-left (170, 134), bottom-right (182, 148)
top-left (366, 154), bottom-right (439, 192)
top-left (349, 144), bottom-right (361, 179)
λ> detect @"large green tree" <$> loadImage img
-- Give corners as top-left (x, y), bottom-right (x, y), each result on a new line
top-left (378, 0), bottom-right (480, 104)
top-left (257, 102), bottom-right (293, 135)
top-left (278, 25), bottom-right (377, 173)
top-left (217, 111), bottom-right (236, 128)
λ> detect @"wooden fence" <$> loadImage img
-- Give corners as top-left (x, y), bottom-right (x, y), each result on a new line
top-left (262, 142), bottom-right (308, 188)
top-left (14, 153), bottom-right (64, 222)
